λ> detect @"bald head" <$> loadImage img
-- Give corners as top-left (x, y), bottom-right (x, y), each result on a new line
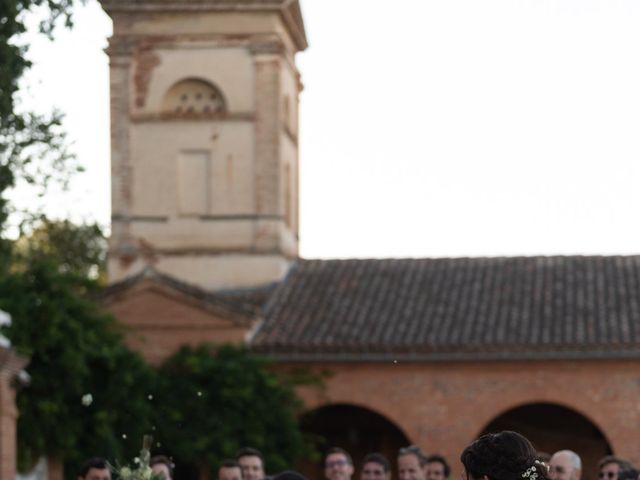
top-left (549, 451), bottom-right (582, 480)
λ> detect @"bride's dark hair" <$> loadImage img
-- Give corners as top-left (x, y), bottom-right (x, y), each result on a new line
top-left (460, 431), bottom-right (549, 480)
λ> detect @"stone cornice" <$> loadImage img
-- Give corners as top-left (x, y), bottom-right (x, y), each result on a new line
top-left (106, 33), bottom-right (291, 57)
top-left (99, 0), bottom-right (308, 51)
top-left (130, 111), bottom-right (255, 123)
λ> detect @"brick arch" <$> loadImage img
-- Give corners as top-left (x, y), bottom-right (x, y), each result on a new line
top-left (298, 402), bottom-right (411, 480)
top-left (476, 401), bottom-right (612, 480)
top-left (301, 400), bottom-right (412, 442)
top-left (299, 389), bottom-right (415, 446)
top-left (472, 396), bottom-right (612, 450)
top-left (291, 361), bottom-right (640, 476)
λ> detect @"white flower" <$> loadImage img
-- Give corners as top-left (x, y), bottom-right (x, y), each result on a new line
top-left (81, 394), bottom-right (93, 406)
top-left (522, 466), bottom-right (538, 480)
top-left (120, 467), bottom-right (132, 479)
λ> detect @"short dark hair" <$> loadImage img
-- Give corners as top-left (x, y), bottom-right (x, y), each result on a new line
top-left (363, 453), bottom-right (391, 473)
top-left (399, 446), bottom-right (427, 467)
top-left (326, 447), bottom-right (353, 466)
top-left (78, 457), bottom-right (110, 478)
top-left (150, 455), bottom-right (174, 477)
top-left (220, 459), bottom-right (242, 471)
top-left (599, 456), bottom-right (632, 472)
top-left (426, 455), bottom-right (450, 478)
top-left (236, 447), bottom-right (265, 464)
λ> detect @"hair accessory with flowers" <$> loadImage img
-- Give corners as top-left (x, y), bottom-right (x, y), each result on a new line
top-left (117, 435), bottom-right (163, 480)
top-left (534, 460), bottom-right (549, 473)
top-left (522, 466), bottom-right (538, 480)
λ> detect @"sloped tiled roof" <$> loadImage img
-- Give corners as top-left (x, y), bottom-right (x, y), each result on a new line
top-left (250, 256), bottom-right (640, 361)
top-left (99, 267), bottom-right (270, 320)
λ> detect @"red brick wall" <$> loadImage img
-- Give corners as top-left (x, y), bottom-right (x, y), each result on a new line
top-left (0, 349), bottom-right (28, 480)
top-left (105, 282), bottom-right (250, 364)
top-left (292, 359), bottom-right (640, 480)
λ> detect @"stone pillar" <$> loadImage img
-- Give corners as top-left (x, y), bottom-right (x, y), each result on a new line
top-left (251, 41), bottom-right (283, 252)
top-left (107, 36), bottom-right (137, 279)
top-left (0, 347), bottom-right (29, 480)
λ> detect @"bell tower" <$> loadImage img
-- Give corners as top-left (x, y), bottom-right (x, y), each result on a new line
top-left (100, 0), bottom-right (306, 290)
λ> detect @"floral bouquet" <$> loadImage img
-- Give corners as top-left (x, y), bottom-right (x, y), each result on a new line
top-left (117, 435), bottom-right (163, 480)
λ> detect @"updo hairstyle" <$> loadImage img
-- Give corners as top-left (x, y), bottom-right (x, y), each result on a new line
top-left (460, 431), bottom-right (549, 480)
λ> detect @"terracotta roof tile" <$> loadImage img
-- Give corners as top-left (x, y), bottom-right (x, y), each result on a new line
top-left (250, 256), bottom-right (640, 360)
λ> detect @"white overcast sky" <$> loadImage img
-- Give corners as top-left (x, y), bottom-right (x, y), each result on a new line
top-left (18, 0), bottom-right (640, 259)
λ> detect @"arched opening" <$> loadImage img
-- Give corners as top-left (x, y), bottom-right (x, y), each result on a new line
top-left (479, 403), bottom-right (612, 480)
top-left (161, 78), bottom-right (226, 116)
top-left (299, 403), bottom-right (410, 480)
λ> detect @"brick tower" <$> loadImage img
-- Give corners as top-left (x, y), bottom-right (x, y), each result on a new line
top-left (100, 0), bottom-right (307, 289)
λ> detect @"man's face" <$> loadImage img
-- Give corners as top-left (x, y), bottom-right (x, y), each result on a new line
top-left (81, 468), bottom-right (111, 480)
top-left (398, 454), bottom-right (426, 480)
top-left (325, 453), bottom-right (354, 480)
top-left (600, 463), bottom-right (621, 480)
top-left (239, 455), bottom-right (265, 480)
top-left (362, 462), bottom-right (390, 480)
top-left (426, 462), bottom-right (446, 480)
top-left (549, 453), bottom-right (578, 480)
top-left (220, 467), bottom-right (243, 480)
top-left (152, 464), bottom-right (172, 480)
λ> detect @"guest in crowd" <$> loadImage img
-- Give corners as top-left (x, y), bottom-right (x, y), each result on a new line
top-left (548, 450), bottom-right (581, 480)
top-left (425, 455), bottom-right (450, 480)
top-left (77, 457), bottom-right (111, 480)
top-left (325, 447), bottom-right (355, 480)
top-left (220, 459), bottom-right (244, 480)
top-left (361, 453), bottom-right (392, 480)
top-left (599, 456), bottom-right (633, 480)
top-left (237, 447), bottom-right (267, 480)
top-left (398, 446), bottom-right (427, 480)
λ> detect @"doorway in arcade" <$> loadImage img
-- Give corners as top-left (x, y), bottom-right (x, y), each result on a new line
top-left (299, 404), bottom-right (410, 480)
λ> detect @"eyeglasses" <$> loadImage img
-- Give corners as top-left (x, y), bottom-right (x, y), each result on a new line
top-left (326, 460), bottom-right (349, 468)
top-left (599, 473), bottom-right (617, 479)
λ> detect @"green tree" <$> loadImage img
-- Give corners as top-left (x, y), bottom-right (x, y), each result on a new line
top-left (154, 345), bottom-right (309, 480)
top-left (0, 3), bottom-right (157, 478)
top-left (0, 0), bottom-right (82, 237)
top-left (16, 216), bottom-right (107, 281)
top-left (0, 253), bottom-right (156, 479)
